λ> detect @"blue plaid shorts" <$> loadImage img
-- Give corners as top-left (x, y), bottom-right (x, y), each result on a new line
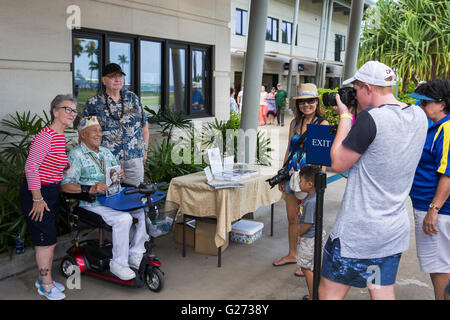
top-left (321, 237), bottom-right (402, 288)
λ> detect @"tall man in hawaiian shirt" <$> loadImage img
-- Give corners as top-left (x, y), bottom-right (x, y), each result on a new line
top-left (82, 63), bottom-right (149, 187)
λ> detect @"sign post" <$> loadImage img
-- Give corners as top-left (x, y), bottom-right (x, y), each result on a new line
top-left (306, 124), bottom-right (336, 300)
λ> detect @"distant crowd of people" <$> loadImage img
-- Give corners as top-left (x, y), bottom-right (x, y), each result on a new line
top-left (229, 82), bottom-right (289, 127)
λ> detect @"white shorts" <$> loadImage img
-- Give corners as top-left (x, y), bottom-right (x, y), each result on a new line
top-left (414, 209), bottom-right (450, 274)
top-left (297, 232), bottom-right (326, 271)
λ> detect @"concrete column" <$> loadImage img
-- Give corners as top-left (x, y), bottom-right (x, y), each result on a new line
top-left (342, 0), bottom-right (365, 83)
top-left (286, 0), bottom-right (300, 101)
top-left (320, 0), bottom-right (334, 88)
top-left (315, 0), bottom-right (329, 87)
top-left (240, 0), bottom-right (269, 163)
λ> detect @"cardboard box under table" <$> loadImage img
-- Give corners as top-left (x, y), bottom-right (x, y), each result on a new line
top-left (174, 219), bottom-right (195, 248)
top-left (166, 168), bottom-right (282, 267)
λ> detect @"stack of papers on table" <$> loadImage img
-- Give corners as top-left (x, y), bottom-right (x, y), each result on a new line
top-left (204, 148), bottom-right (248, 189)
top-left (206, 180), bottom-right (244, 189)
top-left (213, 169), bottom-right (258, 181)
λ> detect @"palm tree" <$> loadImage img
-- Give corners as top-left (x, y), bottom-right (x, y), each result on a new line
top-left (118, 54), bottom-right (129, 71)
top-left (85, 41), bottom-right (98, 88)
top-left (359, 0), bottom-right (450, 90)
top-left (73, 38), bottom-right (84, 57)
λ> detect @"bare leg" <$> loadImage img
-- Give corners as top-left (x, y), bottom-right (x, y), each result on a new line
top-left (368, 284), bottom-right (396, 300)
top-left (319, 277), bottom-right (351, 300)
top-left (273, 194), bottom-right (298, 265)
top-left (36, 245), bottom-right (56, 291)
top-left (430, 273), bottom-right (450, 300)
top-left (302, 268), bottom-right (314, 299)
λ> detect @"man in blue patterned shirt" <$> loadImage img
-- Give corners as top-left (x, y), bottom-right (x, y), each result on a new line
top-left (82, 63), bottom-right (149, 186)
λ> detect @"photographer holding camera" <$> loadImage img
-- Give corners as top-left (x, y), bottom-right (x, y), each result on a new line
top-left (272, 83), bottom-right (328, 275)
top-left (319, 61), bottom-right (428, 300)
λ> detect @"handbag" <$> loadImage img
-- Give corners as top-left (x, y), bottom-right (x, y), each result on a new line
top-left (289, 171), bottom-right (308, 199)
top-left (289, 170), bottom-right (301, 192)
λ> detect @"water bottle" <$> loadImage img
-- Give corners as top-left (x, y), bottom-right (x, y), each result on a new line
top-left (15, 233), bottom-right (24, 255)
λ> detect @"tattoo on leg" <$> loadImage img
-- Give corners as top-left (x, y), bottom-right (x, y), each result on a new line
top-left (39, 269), bottom-right (49, 277)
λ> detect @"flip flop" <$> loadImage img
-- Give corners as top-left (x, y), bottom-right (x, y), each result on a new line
top-left (302, 294), bottom-right (311, 300)
top-left (272, 260), bottom-right (297, 267)
top-left (294, 270), bottom-right (305, 277)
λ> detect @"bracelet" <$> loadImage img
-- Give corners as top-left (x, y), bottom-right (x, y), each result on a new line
top-left (340, 113), bottom-right (353, 120)
top-left (32, 197), bottom-right (44, 202)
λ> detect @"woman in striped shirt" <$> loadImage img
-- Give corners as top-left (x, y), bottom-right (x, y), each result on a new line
top-left (19, 94), bottom-right (77, 300)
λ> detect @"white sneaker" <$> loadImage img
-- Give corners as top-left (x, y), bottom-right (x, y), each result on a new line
top-left (128, 255), bottom-right (143, 269)
top-left (37, 285), bottom-right (66, 300)
top-left (109, 260), bottom-right (136, 280)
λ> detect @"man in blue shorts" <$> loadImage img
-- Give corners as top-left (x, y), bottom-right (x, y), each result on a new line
top-left (321, 61), bottom-right (428, 299)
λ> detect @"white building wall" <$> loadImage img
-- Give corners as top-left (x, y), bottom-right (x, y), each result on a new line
top-left (0, 0), bottom-right (231, 122)
top-left (230, 0), bottom-right (350, 89)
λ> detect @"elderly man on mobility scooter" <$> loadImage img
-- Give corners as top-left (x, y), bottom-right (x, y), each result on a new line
top-left (61, 116), bottom-right (149, 280)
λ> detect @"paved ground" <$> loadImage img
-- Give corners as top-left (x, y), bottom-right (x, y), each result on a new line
top-left (0, 112), bottom-right (435, 300)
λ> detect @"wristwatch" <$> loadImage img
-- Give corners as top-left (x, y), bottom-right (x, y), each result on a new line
top-left (429, 203), bottom-right (440, 212)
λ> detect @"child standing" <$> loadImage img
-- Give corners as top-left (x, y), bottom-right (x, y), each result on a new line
top-left (297, 165), bottom-right (325, 300)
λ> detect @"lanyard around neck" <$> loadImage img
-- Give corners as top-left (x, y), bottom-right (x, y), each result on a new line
top-left (87, 152), bottom-right (105, 174)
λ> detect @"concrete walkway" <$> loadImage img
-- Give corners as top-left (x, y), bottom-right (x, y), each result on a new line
top-left (0, 113), bottom-right (435, 300)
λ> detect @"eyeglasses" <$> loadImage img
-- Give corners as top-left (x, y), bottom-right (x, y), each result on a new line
top-left (105, 74), bottom-right (123, 80)
top-left (58, 106), bottom-right (78, 115)
top-left (298, 98), bottom-right (318, 105)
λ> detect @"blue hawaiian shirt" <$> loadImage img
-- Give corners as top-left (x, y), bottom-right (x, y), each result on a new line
top-left (62, 142), bottom-right (120, 207)
top-left (82, 89), bottom-right (147, 162)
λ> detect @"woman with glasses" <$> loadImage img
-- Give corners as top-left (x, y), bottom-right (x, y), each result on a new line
top-left (82, 63), bottom-right (149, 187)
top-left (19, 94), bottom-right (78, 300)
top-left (273, 83), bottom-right (328, 277)
top-left (409, 79), bottom-right (450, 300)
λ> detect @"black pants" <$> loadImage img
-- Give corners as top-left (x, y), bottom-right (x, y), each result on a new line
top-left (19, 180), bottom-right (60, 246)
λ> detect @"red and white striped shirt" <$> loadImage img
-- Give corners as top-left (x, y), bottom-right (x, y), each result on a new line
top-left (24, 126), bottom-right (68, 190)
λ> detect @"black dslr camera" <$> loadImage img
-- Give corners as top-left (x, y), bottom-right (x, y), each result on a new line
top-left (266, 166), bottom-right (290, 189)
top-left (322, 87), bottom-right (357, 108)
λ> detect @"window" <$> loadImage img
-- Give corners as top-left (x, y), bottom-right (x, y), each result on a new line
top-left (281, 21), bottom-right (292, 44)
top-left (235, 8), bottom-right (248, 36)
top-left (108, 40), bottom-right (133, 90)
top-left (140, 40), bottom-right (162, 113)
top-left (266, 17), bottom-right (278, 42)
top-left (168, 45), bottom-right (187, 115)
top-left (335, 34), bottom-right (346, 62)
top-left (72, 29), bottom-right (212, 117)
top-left (73, 36), bottom-right (100, 108)
top-left (281, 21), bottom-right (298, 45)
top-left (191, 48), bottom-right (210, 114)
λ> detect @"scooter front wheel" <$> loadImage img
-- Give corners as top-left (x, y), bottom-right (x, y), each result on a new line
top-left (61, 255), bottom-right (78, 278)
top-left (145, 267), bottom-right (164, 292)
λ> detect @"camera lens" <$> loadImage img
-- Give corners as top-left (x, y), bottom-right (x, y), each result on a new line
top-left (322, 92), bottom-right (337, 107)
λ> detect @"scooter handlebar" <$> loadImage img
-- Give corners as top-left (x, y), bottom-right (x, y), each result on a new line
top-left (124, 182), bottom-right (167, 195)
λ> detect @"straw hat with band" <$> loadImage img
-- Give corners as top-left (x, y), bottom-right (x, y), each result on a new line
top-left (292, 83), bottom-right (319, 100)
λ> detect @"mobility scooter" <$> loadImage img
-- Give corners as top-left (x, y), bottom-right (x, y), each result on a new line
top-left (60, 182), bottom-right (178, 292)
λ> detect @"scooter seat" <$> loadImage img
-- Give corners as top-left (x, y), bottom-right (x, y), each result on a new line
top-left (74, 206), bottom-right (113, 232)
